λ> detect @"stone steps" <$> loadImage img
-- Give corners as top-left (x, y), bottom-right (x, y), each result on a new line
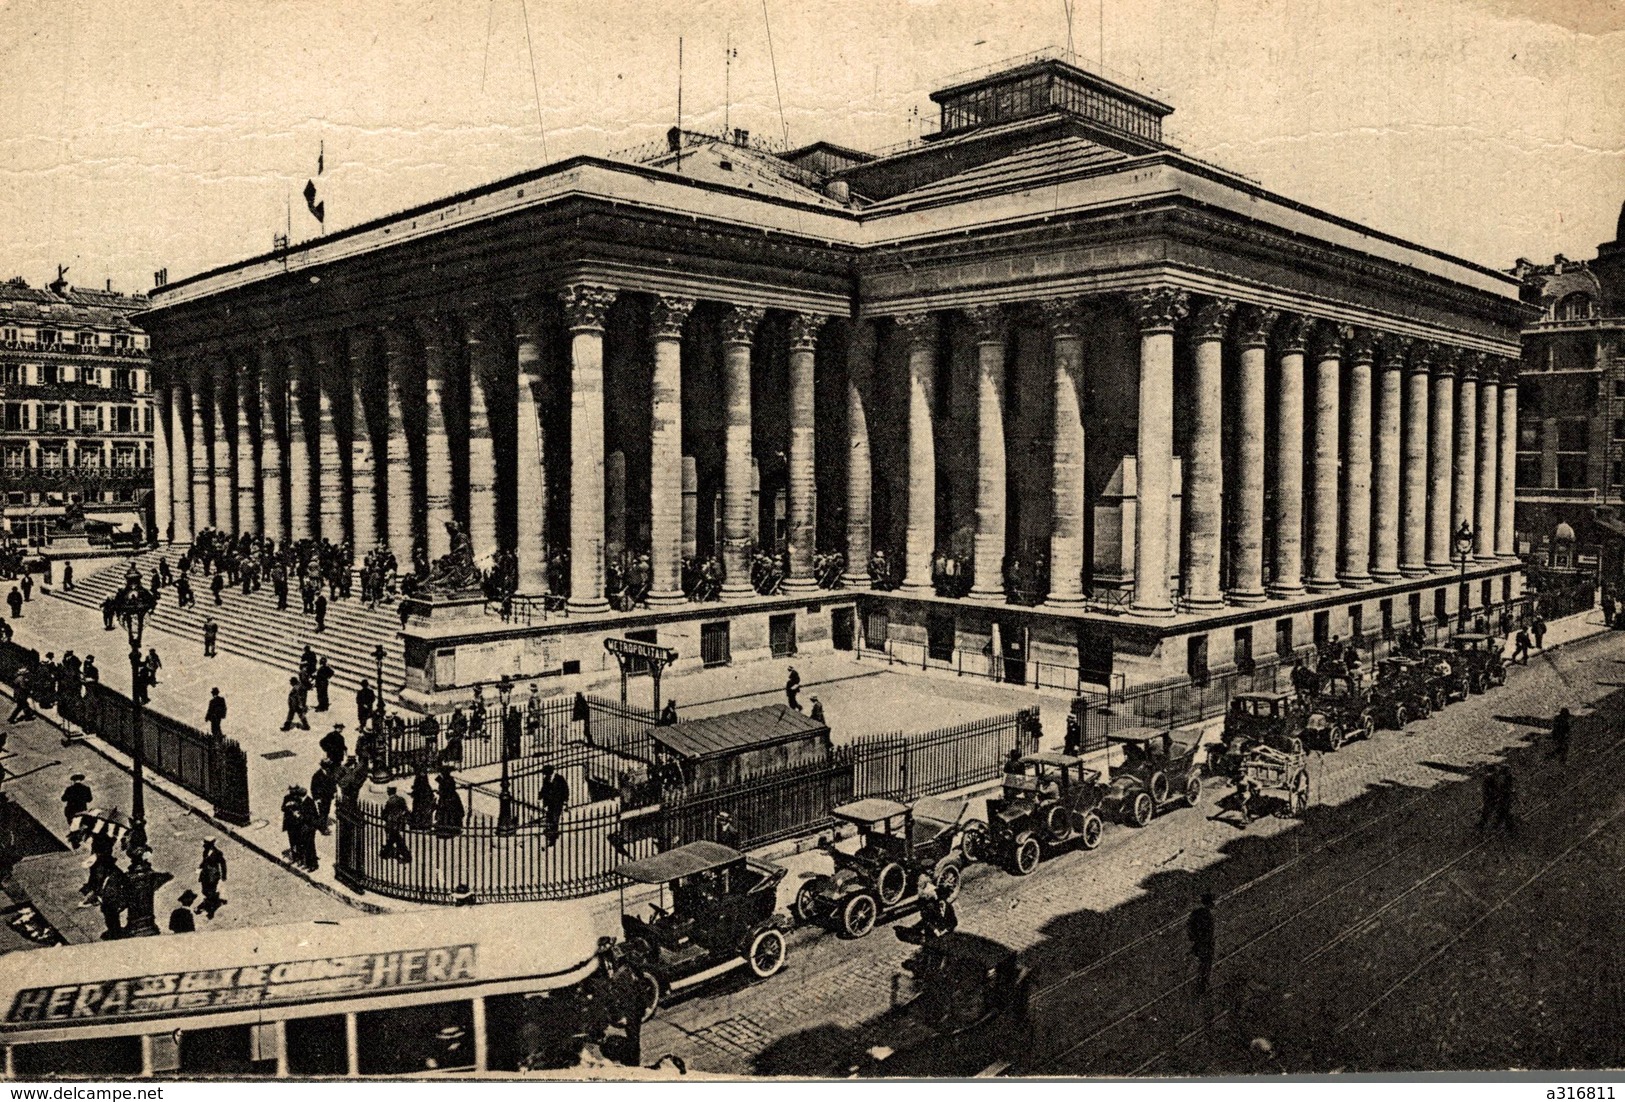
top-left (55, 549), bottom-right (411, 701)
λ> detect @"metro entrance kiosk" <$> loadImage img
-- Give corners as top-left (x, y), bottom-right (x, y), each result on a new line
top-left (604, 637), bottom-right (679, 711)
top-left (0, 901), bottom-right (604, 1078)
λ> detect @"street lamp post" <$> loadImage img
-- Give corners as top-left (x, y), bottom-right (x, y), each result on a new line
top-left (1456, 520), bottom-right (1475, 630)
top-left (372, 644), bottom-right (386, 743)
top-left (495, 675), bottom-right (516, 835)
top-left (109, 567), bottom-right (168, 938)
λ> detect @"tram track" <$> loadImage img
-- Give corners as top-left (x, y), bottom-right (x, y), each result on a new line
top-left (1036, 722), bottom-right (1625, 1076)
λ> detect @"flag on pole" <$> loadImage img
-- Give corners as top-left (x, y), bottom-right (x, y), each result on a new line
top-left (304, 141), bottom-right (325, 225)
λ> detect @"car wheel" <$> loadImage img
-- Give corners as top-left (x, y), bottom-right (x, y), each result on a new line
top-left (634, 969), bottom-right (662, 1023)
top-left (1127, 791), bottom-right (1154, 827)
top-left (1392, 705), bottom-right (1407, 730)
top-left (1077, 810), bottom-right (1104, 850)
top-left (933, 860), bottom-right (962, 901)
top-left (1011, 836), bottom-right (1041, 875)
top-left (1327, 725), bottom-right (1345, 752)
top-left (744, 927), bottom-right (787, 979)
top-left (1419, 695), bottom-right (1433, 718)
top-left (1184, 774), bottom-right (1202, 807)
top-left (841, 892), bottom-right (878, 938)
top-left (1359, 711), bottom-right (1375, 741)
top-left (875, 862), bottom-right (908, 907)
top-left (1041, 802), bottom-right (1073, 844)
top-left (959, 822), bottom-right (989, 865)
top-left (1148, 770), bottom-right (1170, 804)
top-left (794, 881), bottom-right (822, 925)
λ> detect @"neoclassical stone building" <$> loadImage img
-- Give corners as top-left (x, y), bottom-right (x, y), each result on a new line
top-left (137, 56), bottom-right (1532, 704)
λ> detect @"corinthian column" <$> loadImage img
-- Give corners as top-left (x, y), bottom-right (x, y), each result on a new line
top-left (1042, 300), bottom-right (1090, 609)
top-left (346, 329), bottom-right (379, 553)
top-left (1454, 353), bottom-right (1480, 552)
top-left (210, 367), bottom-right (232, 533)
top-left (235, 364), bottom-right (260, 539)
top-left (311, 336), bottom-right (345, 547)
top-left (417, 316), bottom-right (458, 563)
top-left (896, 312), bottom-right (939, 596)
top-left (512, 299), bottom-right (551, 596)
top-left (379, 325), bottom-right (418, 571)
top-left (1340, 328), bottom-right (1375, 587)
top-left (719, 304), bottom-right (764, 599)
top-left (1231, 306), bottom-right (1276, 604)
top-left (843, 322), bottom-right (875, 589)
top-left (1306, 325), bottom-right (1343, 593)
top-left (189, 369), bottom-right (211, 531)
top-left (1370, 335), bottom-right (1407, 581)
top-left (170, 381), bottom-right (193, 541)
top-left (258, 345), bottom-right (286, 545)
top-left (783, 312), bottom-right (824, 593)
top-left (1185, 297), bottom-right (1233, 610)
top-left (562, 284), bottom-right (616, 612)
top-left (1131, 287), bottom-right (1188, 617)
top-left (1400, 345), bottom-right (1432, 576)
top-left (1426, 348), bottom-right (1457, 571)
top-left (286, 346), bottom-right (314, 542)
top-left (1476, 362), bottom-right (1499, 560)
top-left (647, 295), bottom-right (694, 606)
top-left (464, 309), bottom-right (502, 564)
top-left (965, 304), bottom-right (1008, 602)
top-left (152, 377), bottom-right (172, 543)
top-left (1271, 315), bottom-right (1310, 597)
top-left (1497, 361), bottom-right (1519, 559)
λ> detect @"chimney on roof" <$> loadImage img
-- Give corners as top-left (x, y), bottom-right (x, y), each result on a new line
top-left (825, 179), bottom-right (851, 205)
top-left (733, 128), bottom-right (749, 146)
top-left (105, 279), bottom-right (112, 292)
top-left (667, 126), bottom-right (682, 152)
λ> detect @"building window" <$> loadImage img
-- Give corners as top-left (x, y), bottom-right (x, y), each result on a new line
top-left (1556, 292), bottom-right (1595, 320)
top-left (1517, 417), bottom-right (1541, 452)
top-left (1557, 419), bottom-right (1589, 452)
top-left (1186, 634), bottom-right (1209, 685)
top-left (1614, 419), bottom-right (1625, 441)
top-left (1233, 626), bottom-right (1253, 674)
top-left (1275, 618), bottom-right (1293, 658)
top-left (1434, 588), bottom-right (1448, 624)
top-left (80, 449), bottom-right (100, 468)
top-left (1349, 605), bottom-right (1364, 642)
top-left (1312, 610), bottom-right (1330, 648)
top-left (1615, 379), bottom-right (1625, 398)
top-left (1557, 455), bottom-right (1588, 489)
top-left (0, 363), bottom-right (20, 386)
top-left (39, 405), bottom-right (63, 431)
top-left (1614, 461), bottom-right (1623, 487)
top-left (1380, 598), bottom-right (1394, 639)
top-left (36, 328), bottom-right (57, 346)
top-left (2, 448), bottom-right (23, 470)
top-left (1516, 455), bottom-right (1542, 488)
top-left (40, 363), bottom-right (61, 386)
top-left (40, 447), bottom-right (65, 470)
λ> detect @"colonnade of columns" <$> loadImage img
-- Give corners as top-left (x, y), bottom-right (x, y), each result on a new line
top-left (149, 282), bottom-right (1520, 620)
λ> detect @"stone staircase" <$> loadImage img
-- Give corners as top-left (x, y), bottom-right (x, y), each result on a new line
top-left (52, 548), bottom-right (410, 701)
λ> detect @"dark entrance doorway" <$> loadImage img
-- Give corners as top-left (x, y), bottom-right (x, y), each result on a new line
top-left (831, 606), bottom-right (855, 651)
top-left (1000, 624), bottom-right (1027, 686)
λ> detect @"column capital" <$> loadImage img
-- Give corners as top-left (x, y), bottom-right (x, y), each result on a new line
top-left (649, 295), bottom-right (698, 341)
top-left (1457, 350), bottom-right (1485, 381)
top-left (413, 313), bottom-right (459, 353)
top-left (1344, 326), bottom-right (1378, 364)
top-left (967, 303), bottom-right (1011, 343)
top-left (1274, 312), bottom-right (1313, 353)
top-left (1235, 305), bottom-right (1280, 348)
top-left (1130, 286), bottom-right (1189, 332)
top-left (561, 284), bottom-right (617, 332)
top-left (1191, 296), bottom-right (1236, 341)
top-left (1037, 298), bottom-right (1084, 340)
top-left (1310, 321), bottom-right (1350, 361)
top-left (510, 295), bottom-right (545, 340)
top-left (1498, 355), bottom-right (1522, 385)
top-left (378, 320), bottom-right (418, 360)
top-left (1429, 345), bottom-right (1460, 378)
top-left (461, 302), bottom-right (508, 345)
top-left (719, 304), bottom-right (766, 347)
top-left (1378, 332), bottom-right (1413, 368)
top-left (786, 311), bottom-right (828, 350)
top-left (892, 311), bottom-right (938, 351)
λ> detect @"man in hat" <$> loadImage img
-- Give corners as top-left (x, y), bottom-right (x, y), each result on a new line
top-left (310, 759), bottom-right (338, 831)
top-left (282, 785), bottom-right (309, 868)
top-left (319, 723), bottom-right (347, 766)
top-left (541, 765), bottom-right (569, 846)
top-left (382, 786), bottom-right (411, 862)
top-left (198, 837), bottom-right (227, 918)
top-left (808, 695), bottom-right (825, 724)
top-left (356, 678), bottom-right (376, 733)
top-left (205, 687), bottom-right (227, 739)
top-left (168, 890), bottom-right (197, 934)
top-left (314, 657), bottom-right (334, 713)
top-left (81, 655), bottom-right (98, 684)
top-left (785, 666), bottom-right (802, 712)
top-left (60, 774), bottom-right (92, 845)
top-left (203, 616), bottom-right (219, 657)
top-left (714, 810), bottom-right (740, 850)
top-left (282, 677), bottom-right (310, 732)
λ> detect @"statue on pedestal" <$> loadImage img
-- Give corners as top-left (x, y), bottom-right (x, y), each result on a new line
top-left (421, 521), bottom-right (482, 597)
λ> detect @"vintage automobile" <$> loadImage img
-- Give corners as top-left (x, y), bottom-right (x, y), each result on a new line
top-left (975, 752), bottom-right (1110, 875)
top-left (1370, 656), bottom-right (1435, 729)
top-left (1100, 727), bottom-right (1203, 827)
top-left (1419, 645), bottom-right (1472, 706)
top-left (613, 840), bottom-right (794, 1018)
top-left (1449, 633), bottom-right (1508, 692)
top-left (796, 796), bottom-right (982, 938)
top-left (1207, 692), bottom-right (1309, 778)
top-left (852, 932), bottom-right (1032, 1078)
top-left (1304, 680), bottom-right (1376, 750)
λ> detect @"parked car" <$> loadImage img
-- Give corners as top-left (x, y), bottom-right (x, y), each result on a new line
top-left (1370, 656), bottom-right (1435, 729)
top-left (1305, 680), bottom-right (1376, 750)
top-left (852, 933), bottom-right (1032, 1078)
top-left (1208, 692), bottom-right (1309, 778)
top-left (975, 752), bottom-right (1110, 874)
top-left (796, 796), bottom-right (982, 938)
top-left (1419, 645), bottom-right (1472, 706)
top-left (612, 840), bottom-right (793, 1018)
top-left (1449, 633), bottom-right (1507, 692)
top-left (1099, 728), bottom-right (1202, 827)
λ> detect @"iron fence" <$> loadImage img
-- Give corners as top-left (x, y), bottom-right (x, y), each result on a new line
top-left (628, 754), bottom-right (858, 854)
top-left (374, 693), bottom-right (656, 779)
top-left (0, 639), bottom-right (251, 825)
top-left (852, 708), bottom-right (1040, 802)
top-left (856, 637), bottom-right (1127, 698)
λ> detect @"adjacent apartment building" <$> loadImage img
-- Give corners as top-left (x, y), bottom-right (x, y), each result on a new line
top-left (0, 272), bottom-right (153, 545)
top-left (1512, 201), bottom-right (1625, 584)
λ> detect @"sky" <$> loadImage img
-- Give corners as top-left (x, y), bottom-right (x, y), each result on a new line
top-left (0, 0), bottom-right (1621, 296)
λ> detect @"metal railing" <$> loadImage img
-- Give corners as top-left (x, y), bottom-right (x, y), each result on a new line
top-left (857, 636), bottom-right (1126, 698)
top-left (374, 694), bottom-right (656, 779)
top-left (852, 708), bottom-right (1039, 803)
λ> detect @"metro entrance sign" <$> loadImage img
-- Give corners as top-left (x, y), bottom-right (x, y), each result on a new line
top-left (604, 637), bottom-right (679, 711)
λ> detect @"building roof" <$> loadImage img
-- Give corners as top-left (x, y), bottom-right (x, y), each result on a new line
top-left (618, 840), bottom-right (745, 883)
top-left (833, 797), bottom-right (912, 823)
top-left (0, 277), bottom-right (147, 331)
top-left (860, 132), bottom-right (1130, 212)
top-left (649, 704), bottom-right (829, 761)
